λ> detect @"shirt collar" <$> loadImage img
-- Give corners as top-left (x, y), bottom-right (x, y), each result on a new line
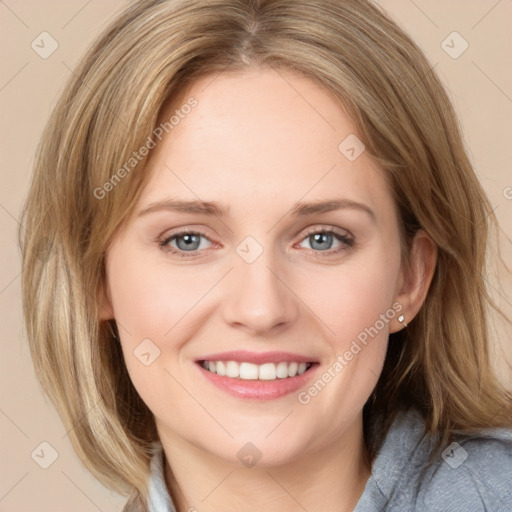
top-left (147, 441), bottom-right (175, 512)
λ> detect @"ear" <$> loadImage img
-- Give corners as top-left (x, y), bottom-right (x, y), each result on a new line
top-left (390, 230), bottom-right (437, 333)
top-left (98, 280), bottom-right (115, 321)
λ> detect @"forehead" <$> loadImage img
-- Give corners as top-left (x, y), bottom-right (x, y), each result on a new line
top-left (138, 67), bottom-right (395, 223)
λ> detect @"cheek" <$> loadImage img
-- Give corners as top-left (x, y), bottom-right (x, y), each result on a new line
top-left (105, 247), bottom-right (225, 403)
top-left (292, 264), bottom-right (396, 423)
top-left (305, 258), bottom-right (399, 347)
top-left (300, 251), bottom-right (399, 400)
top-left (106, 248), bottom-right (215, 341)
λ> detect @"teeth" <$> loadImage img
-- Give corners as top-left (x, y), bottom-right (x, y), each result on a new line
top-left (201, 360), bottom-right (312, 380)
top-left (259, 363), bottom-right (276, 380)
top-left (240, 362), bottom-right (259, 380)
top-left (276, 362), bottom-right (289, 378)
top-left (226, 361), bottom-right (239, 378)
top-left (216, 361), bottom-right (226, 376)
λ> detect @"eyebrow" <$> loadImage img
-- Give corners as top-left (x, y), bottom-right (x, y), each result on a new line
top-left (137, 198), bottom-right (376, 222)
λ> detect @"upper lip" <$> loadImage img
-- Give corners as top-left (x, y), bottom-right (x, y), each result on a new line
top-left (197, 350), bottom-right (317, 365)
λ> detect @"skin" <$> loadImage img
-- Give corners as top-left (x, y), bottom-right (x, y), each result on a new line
top-left (101, 66), bottom-right (437, 512)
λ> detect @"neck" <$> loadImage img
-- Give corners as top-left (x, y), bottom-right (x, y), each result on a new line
top-left (160, 415), bottom-right (371, 512)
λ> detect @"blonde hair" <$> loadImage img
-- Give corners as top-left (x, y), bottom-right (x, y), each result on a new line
top-left (19, 0), bottom-right (512, 504)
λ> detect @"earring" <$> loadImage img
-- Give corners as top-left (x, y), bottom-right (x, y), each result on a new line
top-left (398, 314), bottom-right (408, 328)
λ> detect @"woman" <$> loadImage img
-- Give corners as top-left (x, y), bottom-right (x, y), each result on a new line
top-left (19, 0), bottom-right (512, 510)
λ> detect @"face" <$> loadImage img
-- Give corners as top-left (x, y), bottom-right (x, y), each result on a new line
top-left (103, 66), bottom-right (410, 466)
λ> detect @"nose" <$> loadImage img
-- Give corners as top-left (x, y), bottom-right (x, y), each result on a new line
top-left (221, 249), bottom-right (300, 337)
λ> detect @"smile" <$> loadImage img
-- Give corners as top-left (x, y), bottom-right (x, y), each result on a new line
top-left (195, 351), bottom-right (319, 400)
top-left (200, 360), bottom-right (313, 380)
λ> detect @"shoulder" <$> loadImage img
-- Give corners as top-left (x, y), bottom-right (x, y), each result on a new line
top-left (417, 430), bottom-right (512, 511)
top-left (359, 408), bottom-right (512, 512)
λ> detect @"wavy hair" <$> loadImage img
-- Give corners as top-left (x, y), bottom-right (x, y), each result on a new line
top-left (19, 0), bottom-right (512, 504)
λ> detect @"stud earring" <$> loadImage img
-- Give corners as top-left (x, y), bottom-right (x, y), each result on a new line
top-left (398, 314), bottom-right (408, 328)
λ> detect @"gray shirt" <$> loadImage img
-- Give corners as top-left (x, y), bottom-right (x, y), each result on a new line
top-left (128, 408), bottom-right (512, 511)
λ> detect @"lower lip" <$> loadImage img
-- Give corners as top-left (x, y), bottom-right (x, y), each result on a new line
top-left (196, 363), bottom-right (319, 400)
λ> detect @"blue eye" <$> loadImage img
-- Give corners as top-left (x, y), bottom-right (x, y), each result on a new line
top-left (299, 228), bottom-right (354, 253)
top-left (159, 227), bottom-right (354, 259)
top-left (159, 231), bottom-right (212, 256)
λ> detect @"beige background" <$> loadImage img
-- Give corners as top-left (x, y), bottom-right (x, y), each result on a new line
top-left (1, 1), bottom-right (511, 510)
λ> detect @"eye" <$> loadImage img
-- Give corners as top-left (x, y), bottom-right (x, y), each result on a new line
top-left (297, 227), bottom-right (354, 255)
top-left (159, 229), bottom-right (213, 258)
top-left (158, 226), bottom-right (354, 259)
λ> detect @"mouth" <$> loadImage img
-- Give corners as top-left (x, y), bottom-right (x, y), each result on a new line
top-left (195, 351), bottom-right (319, 400)
top-left (199, 360), bottom-right (314, 380)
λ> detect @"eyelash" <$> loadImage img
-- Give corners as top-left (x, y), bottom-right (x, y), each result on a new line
top-left (158, 226), bottom-right (355, 259)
